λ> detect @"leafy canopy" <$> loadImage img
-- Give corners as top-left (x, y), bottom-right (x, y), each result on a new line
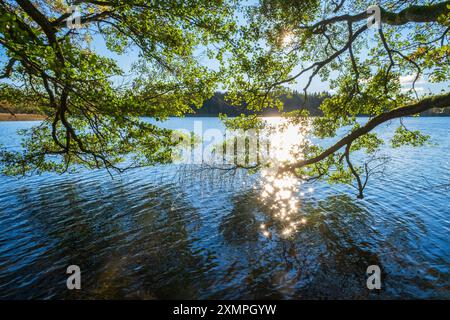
top-left (0, 0), bottom-right (449, 199)
top-left (0, 0), bottom-right (236, 174)
top-left (221, 0), bottom-right (449, 197)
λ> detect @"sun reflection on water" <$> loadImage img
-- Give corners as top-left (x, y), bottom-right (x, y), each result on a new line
top-left (258, 117), bottom-right (312, 239)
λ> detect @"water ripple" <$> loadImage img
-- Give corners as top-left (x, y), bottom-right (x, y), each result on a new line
top-left (0, 117), bottom-right (449, 299)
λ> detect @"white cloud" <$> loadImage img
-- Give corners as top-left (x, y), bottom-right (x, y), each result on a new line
top-left (399, 74), bottom-right (426, 85)
top-left (401, 86), bottom-right (425, 93)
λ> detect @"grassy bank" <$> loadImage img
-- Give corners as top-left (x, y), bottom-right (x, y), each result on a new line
top-left (0, 113), bottom-right (46, 121)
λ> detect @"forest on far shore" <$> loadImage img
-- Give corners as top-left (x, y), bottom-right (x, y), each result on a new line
top-left (194, 91), bottom-right (450, 116)
top-left (194, 91), bottom-right (328, 116)
top-left (1, 90), bottom-right (449, 117)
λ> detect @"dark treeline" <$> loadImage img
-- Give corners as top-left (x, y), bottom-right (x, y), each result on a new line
top-left (193, 91), bottom-right (450, 117)
top-left (193, 91), bottom-right (328, 116)
top-left (2, 90), bottom-right (449, 117)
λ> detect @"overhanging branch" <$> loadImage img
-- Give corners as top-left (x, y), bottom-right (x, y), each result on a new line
top-left (284, 92), bottom-right (450, 172)
top-left (306, 1), bottom-right (450, 32)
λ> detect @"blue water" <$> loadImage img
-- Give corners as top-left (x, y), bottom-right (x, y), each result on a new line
top-left (0, 117), bottom-right (448, 299)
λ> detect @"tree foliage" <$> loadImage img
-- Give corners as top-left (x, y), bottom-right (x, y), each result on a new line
top-left (0, 0), bottom-right (449, 198)
top-left (222, 0), bottom-right (450, 197)
top-left (0, 0), bottom-right (236, 174)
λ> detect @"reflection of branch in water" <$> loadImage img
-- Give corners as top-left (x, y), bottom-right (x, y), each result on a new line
top-left (438, 183), bottom-right (450, 190)
top-left (216, 191), bottom-right (390, 298)
top-left (174, 164), bottom-right (257, 193)
top-left (421, 174), bottom-right (450, 191)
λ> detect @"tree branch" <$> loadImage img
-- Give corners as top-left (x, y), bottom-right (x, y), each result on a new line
top-left (344, 143), bottom-right (364, 199)
top-left (0, 58), bottom-right (15, 79)
top-left (306, 1), bottom-right (450, 32)
top-left (15, 0), bottom-right (65, 62)
top-left (284, 92), bottom-right (450, 172)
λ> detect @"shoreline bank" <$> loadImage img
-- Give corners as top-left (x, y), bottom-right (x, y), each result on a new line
top-left (0, 113), bottom-right (46, 121)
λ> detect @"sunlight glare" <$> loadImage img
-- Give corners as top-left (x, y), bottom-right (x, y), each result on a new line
top-left (281, 31), bottom-right (294, 47)
top-left (258, 118), bottom-right (311, 238)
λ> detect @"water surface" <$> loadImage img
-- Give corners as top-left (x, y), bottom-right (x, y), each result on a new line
top-left (0, 117), bottom-right (449, 299)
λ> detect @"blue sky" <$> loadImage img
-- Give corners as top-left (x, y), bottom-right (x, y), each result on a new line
top-left (85, 23), bottom-right (448, 96)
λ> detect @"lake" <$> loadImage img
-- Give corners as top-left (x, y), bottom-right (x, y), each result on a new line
top-left (0, 117), bottom-right (449, 299)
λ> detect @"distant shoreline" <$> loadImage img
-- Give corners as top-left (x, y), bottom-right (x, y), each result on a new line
top-left (186, 114), bottom-right (450, 118)
top-left (0, 113), bottom-right (46, 121)
top-left (1, 113), bottom-right (449, 122)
